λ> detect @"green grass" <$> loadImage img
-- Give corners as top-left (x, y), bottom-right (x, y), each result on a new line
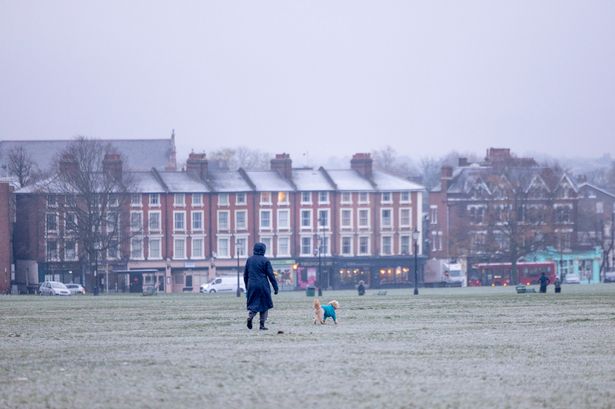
top-left (1, 285), bottom-right (615, 409)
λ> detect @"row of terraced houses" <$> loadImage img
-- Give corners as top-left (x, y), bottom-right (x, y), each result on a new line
top-left (1, 139), bottom-right (613, 294)
top-left (0, 136), bottom-right (424, 293)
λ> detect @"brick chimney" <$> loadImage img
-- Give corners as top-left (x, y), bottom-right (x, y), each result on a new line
top-left (186, 152), bottom-right (208, 180)
top-left (103, 153), bottom-right (123, 180)
top-left (351, 153), bottom-right (373, 178)
top-left (270, 153), bottom-right (292, 179)
top-left (485, 148), bottom-right (511, 163)
top-left (59, 153), bottom-right (78, 177)
top-left (440, 166), bottom-right (453, 192)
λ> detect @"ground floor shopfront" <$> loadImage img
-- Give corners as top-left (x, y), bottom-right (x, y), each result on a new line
top-left (292, 256), bottom-right (426, 290)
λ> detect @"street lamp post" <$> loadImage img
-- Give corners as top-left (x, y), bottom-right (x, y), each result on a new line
top-left (236, 239), bottom-right (241, 297)
top-left (412, 228), bottom-right (420, 296)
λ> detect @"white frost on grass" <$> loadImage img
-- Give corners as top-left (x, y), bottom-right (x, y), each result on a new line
top-left (0, 286), bottom-right (614, 409)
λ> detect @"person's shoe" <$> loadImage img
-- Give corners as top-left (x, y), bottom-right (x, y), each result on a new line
top-left (259, 322), bottom-right (268, 330)
top-left (247, 318), bottom-right (253, 329)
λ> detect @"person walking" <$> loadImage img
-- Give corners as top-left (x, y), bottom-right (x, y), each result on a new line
top-left (554, 277), bottom-right (561, 293)
top-left (357, 280), bottom-right (366, 296)
top-left (244, 242), bottom-right (279, 330)
top-left (539, 272), bottom-right (550, 293)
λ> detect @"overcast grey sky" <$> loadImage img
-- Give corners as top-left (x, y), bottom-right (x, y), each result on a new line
top-left (1, 0), bottom-right (614, 166)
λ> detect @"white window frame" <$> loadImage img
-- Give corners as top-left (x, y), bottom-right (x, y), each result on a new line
top-left (46, 240), bottom-right (59, 261)
top-left (340, 208), bottom-right (353, 229)
top-left (318, 191), bottom-right (329, 204)
top-left (341, 236), bottom-right (353, 256)
top-left (277, 236), bottom-right (290, 257)
top-left (148, 211), bottom-right (161, 232)
top-left (131, 237), bottom-right (144, 260)
top-left (131, 194), bottom-right (142, 207)
top-left (381, 208), bottom-right (393, 228)
top-left (260, 209), bottom-right (272, 230)
top-left (260, 192), bottom-right (272, 205)
top-left (235, 210), bottom-right (247, 231)
top-left (235, 237), bottom-right (248, 257)
top-left (400, 191), bottom-right (411, 204)
top-left (174, 193), bottom-right (185, 207)
top-left (358, 208), bottom-right (370, 228)
top-left (192, 193), bottom-right (203, 206)
top-left (130, 211), bottom-right (143, 232)
top-left (399, 208), bottom-right (411, 228)
top-left (430, 205), bottom-right (438, 225)
top-left (381, 192), bottom-right (392, 203)
top-left (400, 235), bottom-right (411, 255)
top-left (217, 210), bottom-right (230, 231)
top-left (148, 237), bottom-right (162, 260)
top-left (218, 193), bottom-right (229, 206)
top-left (301, 209), bottom-right (312, 230)
top-left (359, 192), bottom-right (370, 204)
top-left (381, 235), bottom-right (393, 255)
top-left (149, 193), bottom-right (160, 207)
top-left (217, 237), bottom-right (230, 258)
top-left (46, 213), bottom-right (58, 233)
top-left (236, 192), bottom-right (246, 205)
top-left (277, 191), bottom-right (289, 205)
top-left (192, 211), bottom-right (204, 232)
top-left (341, 192), bottom-right (352, 204)
top-left (358, 236), bottom-right (370, 256)
top-left (317, 209), bottom-right (330, 230)
top-left (277, 209), bottom-right (290, 230)
top-left (191, 236), bottom-right (205, 259)
top-left (301, 192), bottom-right (312, 204)
top-left (300, 236), bottom-right (313, 256)
top-left (174, 237), bottom-right (186, 259)
top-left (64, 240), bottom-right (77, 261)
top-left (173, 211), bottom-right (186, 232)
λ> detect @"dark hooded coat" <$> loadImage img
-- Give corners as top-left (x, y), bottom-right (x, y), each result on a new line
top-left (244, 243), bottom-right (279, 312)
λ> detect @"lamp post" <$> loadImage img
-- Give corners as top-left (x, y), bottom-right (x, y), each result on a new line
top-left (412, 228), bottom-right (420, 295)
top-left (317, 214), bottom-right (326, 296)
top-left (236, 238), bottom-right (241, 297)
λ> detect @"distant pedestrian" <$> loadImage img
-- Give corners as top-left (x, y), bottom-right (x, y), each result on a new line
top-left (554, 277), bottom-right (561, 293)
top-left (539, 272), bottom-right (550, 293)
top-left (357, 280), bottom-right (366, 296)
top-left (244, 242), bottom-right (279, 330)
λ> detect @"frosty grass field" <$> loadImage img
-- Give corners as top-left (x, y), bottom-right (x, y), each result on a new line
top-left (1, 285), bottom-right (615, 409)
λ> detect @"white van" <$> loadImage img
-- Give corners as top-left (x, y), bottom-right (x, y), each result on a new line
top-left (200, 276), bottom-right (245, 294)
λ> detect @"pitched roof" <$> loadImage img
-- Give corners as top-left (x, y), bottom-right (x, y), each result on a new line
top-left (244, 170), bottom-right (295, 192)
top-left (157, 171), bottom-right (209, 193)
top-left (208, 170), bottom-right (254, 193)
top-left (292, 168), bottom-right (335, 191)
top-left (0, 138), bottom-right (175, 174)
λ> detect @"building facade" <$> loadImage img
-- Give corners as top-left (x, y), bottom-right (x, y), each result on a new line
top-left (13, 152), bottom-right (425, 293)
top-left (428, 148), bottom-right (615, 281)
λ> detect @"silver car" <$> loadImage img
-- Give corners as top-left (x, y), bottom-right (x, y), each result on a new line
top-left (39, 281), bottom-right (72, 296)
top-left (65, 283), bottom-right (86, 295)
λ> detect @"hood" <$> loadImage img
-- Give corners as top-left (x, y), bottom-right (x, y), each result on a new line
top-left (253, 242), bottom-right (266, 256)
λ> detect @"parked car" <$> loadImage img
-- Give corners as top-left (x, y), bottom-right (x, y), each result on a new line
top-left (605, 270), bottom-right (615, 283)
top-left (39, 281), bottom-right (72, 296)
top-left (200, 276), bottom-right (245, 294)
top-left (563, 273), bottom-right (581, 284)
top-left (65, 283), bottom-right (86, 295)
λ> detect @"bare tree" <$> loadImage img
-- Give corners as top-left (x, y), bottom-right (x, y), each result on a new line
top-left (208, 147), bottom-right (271, 170)
top-left (417, 156), bottom-right (443, 192)
top-left (7, 146), bottom-right (41, 187)
top-left (50, 137), bottom-right (137, 291)
top-left (371, 146), bottom-right (416, 177)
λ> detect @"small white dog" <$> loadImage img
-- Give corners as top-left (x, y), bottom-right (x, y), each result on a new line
top-left (313, 298), bottom-right (340, 325)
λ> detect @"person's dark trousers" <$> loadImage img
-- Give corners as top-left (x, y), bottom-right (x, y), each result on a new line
top-left (555, 288), bottom-right (561, 293)
top-left (540, 285), bottom-right (547, 293)
top-left (247, 310), bottom-right (269, 330)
